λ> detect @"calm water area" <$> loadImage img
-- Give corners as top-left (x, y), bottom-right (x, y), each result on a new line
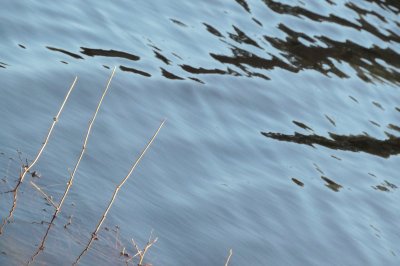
top-left (0, 0), bottom-right (399, 265)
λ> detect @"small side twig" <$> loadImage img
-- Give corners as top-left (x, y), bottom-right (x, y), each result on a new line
top-left (73, 119), bottom-right (165, 265)
top-left (64, 215), bottom-right (73, 229)
top-left (30, 181), bottom-right (57, 208)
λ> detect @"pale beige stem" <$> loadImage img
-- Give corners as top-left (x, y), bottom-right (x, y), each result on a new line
top-left (225, 249), bottom-right (233, 266)
top-left (57, 66), bottom-right (116, 214)
top-left (0, 77), bottom-right (77, 235)
top-left (27, 68), bottom-right (117, 265)
top-left (15, 76), bottom-right (78, 189)
top-left (73, 120), bottom-right (165, 265)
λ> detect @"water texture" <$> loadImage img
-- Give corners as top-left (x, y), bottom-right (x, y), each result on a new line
top-left (0, 0), bottom-right (399, 265)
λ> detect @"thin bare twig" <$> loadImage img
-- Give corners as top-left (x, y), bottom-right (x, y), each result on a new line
top-left (27, 68), bottom-right (116, 264)
top-left (225, 249), bottom-right (233, 266)
top-left (73, 120), bottom-right (165, 265)
top-left (0, 77), bottom-right (77, 235)
top-left (128, 232), bottom-right (158, 265)
top-left (30, 181), bottom-right (57, 208)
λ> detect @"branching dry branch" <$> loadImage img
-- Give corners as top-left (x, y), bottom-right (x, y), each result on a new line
top-left (128, 232), bottom-right (158, 266)
top-left (73, 119), bottom-right (165, 265)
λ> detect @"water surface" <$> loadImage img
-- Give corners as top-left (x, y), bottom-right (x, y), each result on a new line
top-left (0, 0), bottom-right (399, 265)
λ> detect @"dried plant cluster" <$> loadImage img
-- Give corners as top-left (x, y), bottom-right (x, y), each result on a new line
top-left (0, 68), bottom-right (165, 265)
top-left (0, 69), bottom-right (232, 266)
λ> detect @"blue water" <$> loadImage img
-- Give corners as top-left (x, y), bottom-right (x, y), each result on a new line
top-left (0, 0), bottom-right (399, 265)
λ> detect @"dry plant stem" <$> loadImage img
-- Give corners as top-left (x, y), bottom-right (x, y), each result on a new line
top-left (225, 249), bottom-right (233, 266)
top-left (27, 68), bottom-right (117, 265)
top-left (129, 233), bottom-right (158, 265)
top-left (0, 77), bottom-right (77, 235)
top-left (30, 181), bottom-right (58, 208)
top-left (57, 66), bottom-right (116, 214)
top-left (11, 76), bottom-right (78, 193)
top-left (73, 120), bottom-right (165, 266)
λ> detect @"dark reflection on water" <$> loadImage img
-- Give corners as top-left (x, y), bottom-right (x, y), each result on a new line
top-left (291, 178), bottom-right (304, 187)
top-left (365, 0), bottom-right (400, 14)
top-left (6, 0), bottom-right (397, 85)
top-left (265, 27), bottom-right (400, 83)
top-left (374, 180), bottom-right (398, 192)
top-left (234, 0), bottom-right (251, 14)
top-left (46, 47), bottom-right (83, 60)
top-left (262, 132), bottom-right (400, 158)
top-left (154, 51), bottom-right (171, 65)
top-left (321, 176), bottom-right (343, 192)
top-left (160, 67), bottom-right (184, 80)
top-left (80, 48), bottom-right (140, 61)
top-left (262, 0), bottom-right (400, 42)
top-left (119, 65), bottom-right (151, 77)
top-left (229, 26), bottom-right (263, 49)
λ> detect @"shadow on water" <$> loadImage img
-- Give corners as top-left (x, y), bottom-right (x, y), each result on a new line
top-left (262, 131), bottom-right (400, 158)
top-left (3, 0), bottom-right (397, 85)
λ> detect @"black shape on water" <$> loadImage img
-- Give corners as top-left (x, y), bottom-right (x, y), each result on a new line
top-left (374, 181), bottom-right (397, 192)
top-left (18, 44), bottom-right (26, 49)
top-left (46, 46), bottom-right (83, 59)
top-left (349, 96), bottom-right (359, 103)
top-left (172, 52), bottom-right (183, 60)
top-left (364, 0), bottom-right (400, 15)
top-left (61, 61), bottom-right (68, 64)
top-left (160, 68), bottom-right (184, 80)
top-left (203, 23), bottom-right (224, 38)
top-left (119, 65), bottom-right (151, 77)
top-left (234, 0), bottom-right (251, 13)
top-left (188, 77), bottom-right (205, 84)
top-left (265, 25), bottom-right (400, 83)
top-left (388, 124), bottom-right (400, 133)
top-left (229, 25), bottom-right (262, 49)
top-left (321, 176), bottom-right (342, 192)
top-left (261, 131), bottom-right (400, 158)
top-left (252, 18), bottom-right (263, 26)
top-left (369, 120), bottom-right (381, 127)
top-left (180, 64), bottom-right (227, 75)
top-left (0, 62), bottom-right (9, 68)
top-left (345, 2), bottom-right (386, 23)
top-left (80, 47), bottom-right (140, 61)
top-left (325, 115), bottom-right (336, 127)
top-left (261, 0), bottom-right (400, 43)
top-left (210, 46), bottom-right (296, 73)
top-left (292, 120), bottom-right (313, 131)
top-left (170, 18), bottom-right (187, 27)
top-left (372, 101), bottom-right (384, 110)
top-left (154, 50), bottom-right (171, 65)
top-left (291, 178), bottom-right (304, 187)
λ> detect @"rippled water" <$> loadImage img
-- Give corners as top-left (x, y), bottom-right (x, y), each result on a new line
top-left (1, 0), bottom-right (399, 265)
